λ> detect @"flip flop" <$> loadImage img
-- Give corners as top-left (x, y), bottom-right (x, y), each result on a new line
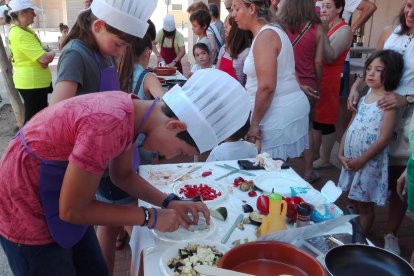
top-left (313, 159), bottom-right (332, 169)
top-left (303, 171), bottom-right (321, 184)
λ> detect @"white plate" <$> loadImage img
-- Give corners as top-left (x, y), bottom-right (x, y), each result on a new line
top-left (173, 179), bottom-right (227, 207)
top-left (152, 216), bottom-right (216, 243)
top-left (254, 172), bottom-right (308, 196)
top-left (159, 240), bottom-right (229, 276)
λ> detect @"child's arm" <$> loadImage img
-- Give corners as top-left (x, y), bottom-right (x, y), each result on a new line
top-left (346, 108), bottom-right (397, 171)
top-left (337, 112), bottom-right (357, 170)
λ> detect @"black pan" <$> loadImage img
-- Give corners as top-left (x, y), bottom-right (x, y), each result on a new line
top-left (166, 79), bottom-right (186, 89)
top-left (325, 206), bottom-right (414, 276)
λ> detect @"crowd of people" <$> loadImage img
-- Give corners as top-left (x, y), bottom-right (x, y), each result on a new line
top-left (0, 0), bottom-right (414, 274)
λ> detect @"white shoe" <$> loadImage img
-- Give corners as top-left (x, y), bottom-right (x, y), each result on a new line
top-left (384, 233), bottom-right (401, 255)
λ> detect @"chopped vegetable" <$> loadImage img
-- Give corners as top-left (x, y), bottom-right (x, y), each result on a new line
top-left (240, 180), bottom-right (253, 191)
top-left (233, 177), bottom-right (245, 187)
top-left (242, 204), bottom-right (254, 213)
top-left (210, 207), bottom-right (228, 221)
top-left (248, 190), bottom-right (257, 197)
top-left (201, 171), bottom-right (212, 177)
top-left (167, 243), bottom-right (223, 276)
top-left (249, 212), bottom-right (263, 226)
top-left (178, 184), bottom-right (222, 201)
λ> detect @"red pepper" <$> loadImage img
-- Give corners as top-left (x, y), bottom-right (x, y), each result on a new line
top-left (256, 195), bottom-right (269, 215)
top-left (233, 177), bottom-right (245, 187)
top-left (177, 183), bottom-right (221, 201)
top-left (201, 171), bottom-right (212, 177)
top-left (248, 190), bottom-right (257, 197)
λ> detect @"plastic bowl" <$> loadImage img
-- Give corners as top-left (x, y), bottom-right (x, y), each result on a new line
top-left (153, 66), bottom-right (177, 76)
top-left (218, 241), bottom-right (326, 276)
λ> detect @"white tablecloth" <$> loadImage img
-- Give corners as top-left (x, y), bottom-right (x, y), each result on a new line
top-left (129, 160), bottom-right (349, 276)
top-left (156, 71), bottom-right (187, 81)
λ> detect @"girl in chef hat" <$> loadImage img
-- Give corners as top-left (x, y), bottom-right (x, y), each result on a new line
top-left (0, 69), bottom-right (251, 275)
top-left (46, 0), bottom-right (158, 274)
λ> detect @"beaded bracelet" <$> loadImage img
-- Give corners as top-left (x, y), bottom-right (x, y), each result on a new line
top-left (140, 206), bottom-right (150, 227)
top-left (147, 208), bottom-right (158, 229)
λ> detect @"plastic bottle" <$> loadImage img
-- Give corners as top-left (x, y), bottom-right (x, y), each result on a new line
top-left (258, 193), bottom-right (287, 236)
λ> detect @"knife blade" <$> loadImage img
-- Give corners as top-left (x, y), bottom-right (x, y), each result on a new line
top-left (172, 165), bottom-right (202, 182)
top-left (194, 264), bottom-right (254, 276)
top-left (215, 164), bottom-right (256, 177)
top-left (214, 170), bottom-right (238, 181)
top-left (221, 214), bottom-right (244, 243)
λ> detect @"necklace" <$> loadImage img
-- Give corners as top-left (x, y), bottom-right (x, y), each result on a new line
top-left (402, 33), bottom-right (414, 55)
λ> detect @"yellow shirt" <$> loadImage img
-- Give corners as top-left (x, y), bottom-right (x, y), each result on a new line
top-left (8, 25), bottom-right (51, 89)
top-left (155, 30), bottom-right (185, 54)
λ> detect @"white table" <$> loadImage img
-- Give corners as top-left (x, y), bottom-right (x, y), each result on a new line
top-left (156, 71), bottom-right (187, 81)
top-left (129, 160), bottom-right (348, 276)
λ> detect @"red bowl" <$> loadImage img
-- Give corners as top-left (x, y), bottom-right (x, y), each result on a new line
top-left (218, 241), bottom-right (326, 276)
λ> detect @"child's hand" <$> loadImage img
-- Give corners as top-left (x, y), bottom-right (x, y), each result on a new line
top-left (346, 157), bottom-right (365, 171)
top-left (397, 169), bottom-right (408, 202)
top-left (167, 200), bottom-right (210, 229)
top-left (337, 155), bottom-right (350, 170)
top-left (152, 209), bottom-right (180, 232)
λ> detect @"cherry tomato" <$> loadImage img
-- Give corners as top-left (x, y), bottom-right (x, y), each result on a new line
top-left (256, 195), bottom-right (269, 215)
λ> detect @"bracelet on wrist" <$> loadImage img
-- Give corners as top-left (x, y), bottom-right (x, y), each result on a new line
top-left (147, 208), bottom-right (158, 229)
top-left (162, 193), bottom-right (180, 209)
top-left (140, 206), bottom-right (150, 227)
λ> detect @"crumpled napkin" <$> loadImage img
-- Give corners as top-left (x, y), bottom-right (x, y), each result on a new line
top-left (254, 152), bottom-right (284, 171)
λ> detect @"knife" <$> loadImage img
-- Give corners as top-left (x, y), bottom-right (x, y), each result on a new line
top-left (194, 264), bottom-right (254, 276)
top-left (214, 169), bottom-right (238, 181)
top-left (215, 164), bottom-right (256, 176)
top-left (172, 165), bottom-right (202, 182)
top-left (221, 214), bottom-right (244, 243)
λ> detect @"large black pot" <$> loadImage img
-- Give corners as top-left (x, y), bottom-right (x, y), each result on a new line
top-left (324, 206), bottom-right (414, 276)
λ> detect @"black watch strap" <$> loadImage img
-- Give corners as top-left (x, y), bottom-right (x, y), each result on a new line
top-left (162, 193), bottom-right (180, 209)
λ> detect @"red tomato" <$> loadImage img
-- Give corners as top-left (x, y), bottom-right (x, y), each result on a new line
top-left (248, 190), bottom-right (257, 197)
top-left (256, 195), bottom-right (269, 215)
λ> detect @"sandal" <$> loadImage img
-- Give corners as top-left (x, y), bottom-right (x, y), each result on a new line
top-left (303, 171), bottom-right (321, 184)
top-left (116, 231), bottom-right (129, 251)
top-left (312, 159), bottom-right (332, 169)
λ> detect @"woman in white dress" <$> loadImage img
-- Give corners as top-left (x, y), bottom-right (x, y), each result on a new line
top-left (231, 0), bottom-right (310, 160)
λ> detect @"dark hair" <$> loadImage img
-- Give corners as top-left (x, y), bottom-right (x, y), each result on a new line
top-left (241, 0), bottom-right (276, 24)
top-left (187, 1), bottom-right (210, 14)
top-left (61, 9), bottom-right (135, 50)
top-left (226, 16), bottom-right (252, 59)
top-left (363, 49), bottom-right (404, 92)
top-left (193, 42), bottom-right (210, 56)
top-left (59, 23), bottom-right (69, 32)
top-left (208, 3), bottom-right (219, 18)
top-left (332, 0), bottom-right (345, 18)
top-left (278, 0), bottom-right (321, 34)
top-left (163, 29), bottom-right (176, 38)
top-left (228, 115), bottom-right (251, 141)
top-left (161, 103), bottom-right (199, 152)
top-left (118, 33), bottom-right (153, 92)
top-left (189, 9), bottom-right (211, 30)
top-left (147, 19), bottom-right (156, 41)
top-left (396, 3), bottom-right (410, 35)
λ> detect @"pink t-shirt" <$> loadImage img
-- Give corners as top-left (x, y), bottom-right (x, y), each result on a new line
top-left (0, 92), bottom-right (136, 245)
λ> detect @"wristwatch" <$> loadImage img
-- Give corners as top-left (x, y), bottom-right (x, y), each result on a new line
top-left (406, 95), bottom-right (414, 105)
top-left (161, 193), bottom-right (180, 208)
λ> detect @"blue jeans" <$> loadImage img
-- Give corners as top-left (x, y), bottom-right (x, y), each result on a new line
top-left (0, 226), bottom-right (108, 276)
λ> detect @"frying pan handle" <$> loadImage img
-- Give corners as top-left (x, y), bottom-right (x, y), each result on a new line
top-left (346, 205), bottom-right (368, 245)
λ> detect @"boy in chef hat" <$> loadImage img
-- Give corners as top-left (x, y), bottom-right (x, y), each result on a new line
top-left (0, 69), bottom-right (250, 275)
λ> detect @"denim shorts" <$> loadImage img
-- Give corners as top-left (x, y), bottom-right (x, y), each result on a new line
top-left (0, 226), bottom-right (108, 276)
top-left (96, 176), bottom-right (137, 205)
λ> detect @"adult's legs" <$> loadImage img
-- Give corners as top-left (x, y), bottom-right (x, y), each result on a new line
top-left (312, 122), bottom-right (336, 168)
top-left (17, 85), bottom-right (51, 123)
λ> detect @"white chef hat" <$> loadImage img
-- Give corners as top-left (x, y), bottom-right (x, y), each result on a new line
top-left (91, 0), bottom-right (157, 38)
top-left (0, 5), bottom-right (9, 19)
top-left (163, 69), bottom-right (251, 153)
top-left (8, 0), bottom-right (42, 13)
top-left (163, 14), bottom-right (176, 32)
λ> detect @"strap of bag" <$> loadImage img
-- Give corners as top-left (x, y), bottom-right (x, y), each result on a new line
top-left (292, 21), bottom-right (312, 47)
